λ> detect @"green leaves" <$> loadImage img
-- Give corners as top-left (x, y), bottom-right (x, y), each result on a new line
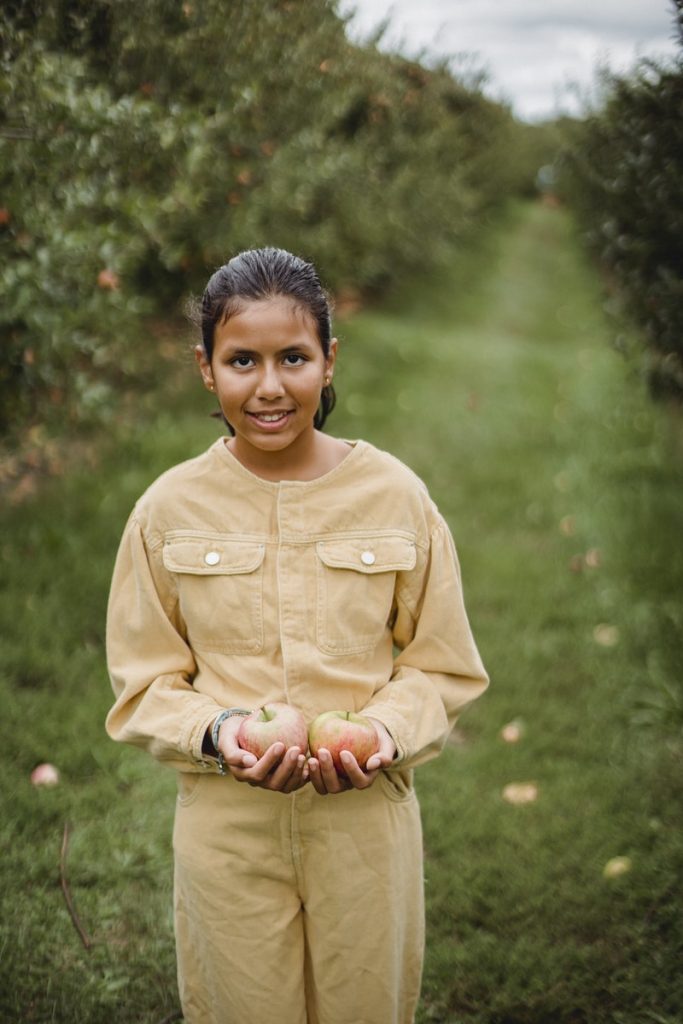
top-left (1, 1), bottom-right (524, 433)
top-left (561, 51), bottom-right (683, 400)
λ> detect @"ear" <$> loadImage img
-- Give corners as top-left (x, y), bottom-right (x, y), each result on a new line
top-left (194, 344), bottom-right (215, 392)
top-left (324, 337), bottom-right (338, 383)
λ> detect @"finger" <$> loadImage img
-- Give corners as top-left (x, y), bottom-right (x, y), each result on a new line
top-left (365, 753), bottom-right (391, 772)
top-left (264, 747), bottom-right (304, 791)
top-left (307, 757), bottom-right (329, 796)
top-left (340, 750), bottom-right (374, 789)
top-left (224, 749), bottom-right (258, 770)
top-left (220, 717), bottom-right (251, 759)
top-left (364, 718), bottom-right (397, 765)
top-left (280, 753), bottom-right (309, 793)
top-left (238, 742), bottom-right (286, 783)
top-left (307, 757), bottom-right (323, 793)
top-left (317, 748), bottom-right (347, 794)
top-left (226, 743), bottom-right (276, 772)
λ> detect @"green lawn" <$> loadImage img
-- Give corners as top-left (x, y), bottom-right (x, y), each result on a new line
top-left (1, 201), bottom-right (681, 1023)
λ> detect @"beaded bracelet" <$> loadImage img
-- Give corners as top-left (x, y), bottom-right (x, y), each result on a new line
top-left (211, 707), bottom-right (251, 775)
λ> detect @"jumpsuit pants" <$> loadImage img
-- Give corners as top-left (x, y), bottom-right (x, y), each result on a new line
top-left (173, 769), bottom-right (425, 1024)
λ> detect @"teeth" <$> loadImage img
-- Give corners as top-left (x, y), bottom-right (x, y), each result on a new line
top-left (256, 413), bottom-right (287, 422)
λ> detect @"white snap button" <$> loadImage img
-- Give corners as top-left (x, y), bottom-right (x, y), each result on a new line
top-left (204, 551), bottom-right (221, 566)
top-left (361, 550), bottom-right (376, 566)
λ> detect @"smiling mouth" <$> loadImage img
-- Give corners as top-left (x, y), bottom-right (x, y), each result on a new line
top-left (246, 411), bottom-right (293, 425)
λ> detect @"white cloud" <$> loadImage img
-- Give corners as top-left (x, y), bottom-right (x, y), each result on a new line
top-left (342, 0), bottom-right (680, 120)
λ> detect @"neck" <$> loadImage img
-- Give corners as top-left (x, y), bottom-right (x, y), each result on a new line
top-left (229, 428), bottom-right (319, 481)
top-left (227, 431), bottom-right (351, 482)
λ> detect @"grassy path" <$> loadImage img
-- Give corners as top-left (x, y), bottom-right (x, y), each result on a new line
top-left (1, 201), bottom-right (681, 1023)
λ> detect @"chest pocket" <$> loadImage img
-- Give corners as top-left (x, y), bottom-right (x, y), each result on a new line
top-left (315, 534), bottom-right (416, 655)
top-left (163, 534), bottom-right (266, 654)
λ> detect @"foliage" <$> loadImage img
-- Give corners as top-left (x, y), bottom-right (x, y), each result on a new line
top-left (559, 8), bottom-right (683, 400)
top-left (0, 0), bottom-right (527, 433)
top-left (0, 45), bottom-right (164, 429)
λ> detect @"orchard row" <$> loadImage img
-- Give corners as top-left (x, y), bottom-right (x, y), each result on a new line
top-left (0, 0), bottom-right (537, 432)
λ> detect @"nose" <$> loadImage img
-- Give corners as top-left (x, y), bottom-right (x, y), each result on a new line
top-left (255, 361), bottom-right (285, 400)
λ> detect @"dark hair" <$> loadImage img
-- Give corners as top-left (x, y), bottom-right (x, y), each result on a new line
top-left (199, 247), bottom-right (336, 430)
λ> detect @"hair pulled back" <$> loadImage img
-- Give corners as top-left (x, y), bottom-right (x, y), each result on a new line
top-left (200, 247), bottom-right (336, 430)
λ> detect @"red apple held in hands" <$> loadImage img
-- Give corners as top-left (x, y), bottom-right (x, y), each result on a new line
top-left (237, 702), bottom-right (308, 760)
top-left (308, 711), bottom-right (380, 776)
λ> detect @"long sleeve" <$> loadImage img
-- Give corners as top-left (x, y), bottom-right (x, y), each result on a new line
top-left (105, 512), bottom-right (224, 771)
top-left (364, 516), bottom-right (489, 770)
top-left (104, 439), bottom-right (488, 777)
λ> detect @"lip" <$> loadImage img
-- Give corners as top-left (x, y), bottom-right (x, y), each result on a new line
top-left (245, 410), bottom-right (294, 431)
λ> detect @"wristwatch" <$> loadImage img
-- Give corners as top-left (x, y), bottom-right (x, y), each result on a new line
top-left (211, 707), bottom-right (251, 775)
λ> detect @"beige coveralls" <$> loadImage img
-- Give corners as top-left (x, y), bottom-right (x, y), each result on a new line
top-left (106, 438), bottom-right (488, 1024)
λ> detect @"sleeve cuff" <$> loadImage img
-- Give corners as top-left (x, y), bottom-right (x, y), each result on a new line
top-left (363, 705), bottom-right (409, 763)
top-left (182, 705), bottom-right (226, 773)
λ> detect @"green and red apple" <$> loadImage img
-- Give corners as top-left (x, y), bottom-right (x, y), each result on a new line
top-left (238, 702), bottom-right (308, 759)
top-left (308, 711), bottom-right (380, 776)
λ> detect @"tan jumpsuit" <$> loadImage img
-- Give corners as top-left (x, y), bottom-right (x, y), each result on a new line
top-left (106, 438), bottom-right (488, 1024)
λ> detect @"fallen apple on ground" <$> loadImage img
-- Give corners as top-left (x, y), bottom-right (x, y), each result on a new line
top-left (308, 710), bottom-right (380, 776)
top-left (237, 702), bottom-right (308, 759)
top-left (30, 763), bottom-right (60, 786)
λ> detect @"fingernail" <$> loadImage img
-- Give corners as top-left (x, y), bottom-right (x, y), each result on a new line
top-left (341, 750), bottom-right (352, 762)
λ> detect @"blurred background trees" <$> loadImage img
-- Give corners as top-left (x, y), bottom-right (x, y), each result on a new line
top-left (0, 0), bottom-right (532, 431)
top-left (1, 0), bottom-right (681, 432)
top-left (559, 0), bottom-right (683, 400)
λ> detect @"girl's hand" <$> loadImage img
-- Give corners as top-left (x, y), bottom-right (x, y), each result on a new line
top-left (216, 715), bottom-right (309, 793)
top-left (308, 718), bottom-right (397, 796)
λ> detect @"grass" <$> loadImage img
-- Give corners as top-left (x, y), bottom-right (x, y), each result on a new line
top-left (1, 200), bottom-right (681, 1023)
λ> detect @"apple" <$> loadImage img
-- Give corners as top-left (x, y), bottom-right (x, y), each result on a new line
top-left (97, 268), bottom-right (120, 291)
top-left (237, 702), bottom-right (308, 759)
top-left (30, 763), bottom-right (60, 786)
top-left (308, 711), bottom-right (380, 776)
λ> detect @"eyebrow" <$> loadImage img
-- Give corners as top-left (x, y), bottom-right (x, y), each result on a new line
top-left (224, 344), bottom-right (312, 356)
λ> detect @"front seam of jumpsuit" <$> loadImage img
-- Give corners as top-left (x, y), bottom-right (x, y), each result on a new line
top-left (290, 791), bottom-right (305, 901)
top-left (276, 483), bottom-right (293, 706)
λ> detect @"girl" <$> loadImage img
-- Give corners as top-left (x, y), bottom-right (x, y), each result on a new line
top-left (106, 247), bottom-right (488, 1024)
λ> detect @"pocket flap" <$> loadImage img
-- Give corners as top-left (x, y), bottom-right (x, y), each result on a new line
top-left (316, 535), bottom-right (416, 573)
top-left (163, 535), bottom-right (265, 576)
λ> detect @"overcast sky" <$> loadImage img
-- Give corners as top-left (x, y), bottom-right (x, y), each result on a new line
top-left (342, 0), bottom-right (680, 121)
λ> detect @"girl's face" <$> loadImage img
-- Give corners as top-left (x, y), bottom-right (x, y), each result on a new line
top-left (196, 296), bottom-right (336, 467)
